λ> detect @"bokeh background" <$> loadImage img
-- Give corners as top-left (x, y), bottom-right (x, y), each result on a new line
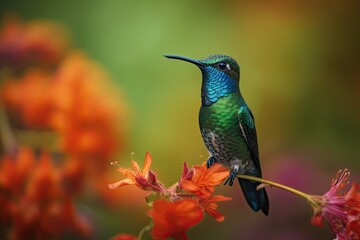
top-left (0, 1), bottom-right (359, 239)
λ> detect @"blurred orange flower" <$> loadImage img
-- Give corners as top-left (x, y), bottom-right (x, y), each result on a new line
top-left (0, 148), bottom-right (34, 226)
top-left (25, 152), bottom-right (62, 202)
top-left (0, 149), bottom-right (92, 239)
top-left (1, 69), bottom-right (54, 129)
top-left (148, 199), bottom-right (204, 240)
top-left (60, 156), bottom-right (87, 195)
top-left (0, 148), bottom-right (34, 194)
top-left (0, 15), bottom-right (68, 67)
top-left (0, 16), bottom-right (128, 239)
top-left (51, 51), bottom-right (126, 172)
top-left (181, 163), bottom-right (229, 197)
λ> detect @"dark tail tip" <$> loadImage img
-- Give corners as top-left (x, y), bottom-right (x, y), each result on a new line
top-left (238, 178), bottom-right (269, 216)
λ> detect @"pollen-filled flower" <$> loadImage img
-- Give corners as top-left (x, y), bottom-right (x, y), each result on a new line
top-left (108, 152), bottom-right (151, 189)
top-left (147, 199), bottom-right (204, 240)
top-left (109, 152), bottom-right (165, 192)
top-left (309, 169), bottom-right (360, 240)
top-left (181, 163), bottom-right (229, 196)
top-left (199, 195), bottom-right (232, 222)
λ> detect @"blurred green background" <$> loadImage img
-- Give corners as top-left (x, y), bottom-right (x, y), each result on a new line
top-left (1, 1), bottom-right (359, 239)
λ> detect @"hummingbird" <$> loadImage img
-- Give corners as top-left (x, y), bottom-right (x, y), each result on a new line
top-left (165, 54), bottom-right (269, 215)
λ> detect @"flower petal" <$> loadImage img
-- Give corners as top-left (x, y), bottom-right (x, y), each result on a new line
top-left (205, 208), bottom-right (225, 222)
top-left (311, 214), bottom-right (324, 227)
top-left (135, 176), bottom-right (151, 190)
top-left (148, 199), bottom-right (203, 240)
top-left (142, 152), bottom-right (152, 175)
top-left (131, 160), bottom-right (141, 175)
top-left (209, 195), bottom-right (232, 202)
top-left (108, 178), bottom-right (135, 189)
top-left (206, 163), bottom-right (230, 185)
top-left (181, 180), bottom-right (211, 196)
top-left (199, 195), bottom-right (231, 222)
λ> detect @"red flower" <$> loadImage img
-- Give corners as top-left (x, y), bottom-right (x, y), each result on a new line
top-left (199, 195), bottom-right (232, 222)
top-left (0, 16), bottom-right (68, 66)
top-left (178, 162), bottom-right (194, 190)
top-left (0, 148), bottom-right (34, 194)
top-left (345, 183), bottom-right (360, 238)
top-left (25, 152), bottom-right (62, 202)
top-left (0, 149), bottom-right (92, 239)
top-left (148, 199), bottom-right (204, 240)
top-left (310, 169), bottom-right (360, 239)
top-left (181, 163), bottom-right (229, 196)
top-left (111, 233), bottom-right (138, 240)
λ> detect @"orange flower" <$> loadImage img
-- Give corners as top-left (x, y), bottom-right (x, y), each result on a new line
top-left (199, 195), bottom-right (232, 222)
top-left (1, 69), bottom-right (54, 129)
top-left (182, 163), bottom-right (229, 196)
top-left (108, 152), bottom-right (152, 190)
top-left (148, 199), bottom-right (204, 240)
top-left (51, 52), bottom-right (126, 171)
top-left (0, 148), bottom-right (34, 194)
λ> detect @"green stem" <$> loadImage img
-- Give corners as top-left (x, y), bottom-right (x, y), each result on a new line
top-left (237, 174), bottom-right (318, 207)
top-left (138, 221), bottom-right (153, 240)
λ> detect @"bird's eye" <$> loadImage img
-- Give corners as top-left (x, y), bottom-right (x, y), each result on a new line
top-left (218, 62), bottom-right (227, 69)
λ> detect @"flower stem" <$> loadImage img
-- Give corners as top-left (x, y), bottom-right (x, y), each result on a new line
top-left (138, 221), bottom-right (153, 240)
top-left (237, 174), bottom-right (318, 207)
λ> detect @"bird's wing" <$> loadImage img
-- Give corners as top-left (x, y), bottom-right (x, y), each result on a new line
top-left (238, 105), bottom-right (262, 176)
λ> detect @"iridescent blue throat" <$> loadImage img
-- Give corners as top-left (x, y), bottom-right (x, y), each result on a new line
top-left (201, 66), bottom-right (239, 106)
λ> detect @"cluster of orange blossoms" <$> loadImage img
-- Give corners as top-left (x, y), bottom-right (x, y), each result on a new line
top-left (109, 153), bottom-right (232, 240)
top-left (0, 16), bottom-right (126, 239)
top-left (0, 148), bottom-right (90, 239)
top-left (110, 152), bottom-right (360, 240)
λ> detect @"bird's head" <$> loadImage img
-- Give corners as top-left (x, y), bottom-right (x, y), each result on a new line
top-left (164, 54), bottom-right (240, 82)
top-left (165, 54), bottom-right (241, 106)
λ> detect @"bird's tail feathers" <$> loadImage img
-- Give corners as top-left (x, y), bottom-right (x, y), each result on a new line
top-left (238, 178), bottom-right (269, 216)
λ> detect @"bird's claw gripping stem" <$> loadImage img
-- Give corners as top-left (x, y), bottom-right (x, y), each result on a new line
top-left (224, 169), bottom-right (237, 186)
top-left (206, 156), bottom-right (216, 168)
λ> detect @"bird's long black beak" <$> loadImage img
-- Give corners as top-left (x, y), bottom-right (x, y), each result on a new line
top-left (164, 54), bottom-right (205, 67)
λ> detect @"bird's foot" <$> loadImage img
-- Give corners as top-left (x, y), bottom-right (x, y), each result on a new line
top-left (206, 156), bottom-right (216, 168)
top-left (224, 169), bottom-right (237, 186)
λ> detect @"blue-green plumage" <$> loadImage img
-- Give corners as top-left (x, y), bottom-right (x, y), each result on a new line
top-left (165, 54), bottom-right (269, 215)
